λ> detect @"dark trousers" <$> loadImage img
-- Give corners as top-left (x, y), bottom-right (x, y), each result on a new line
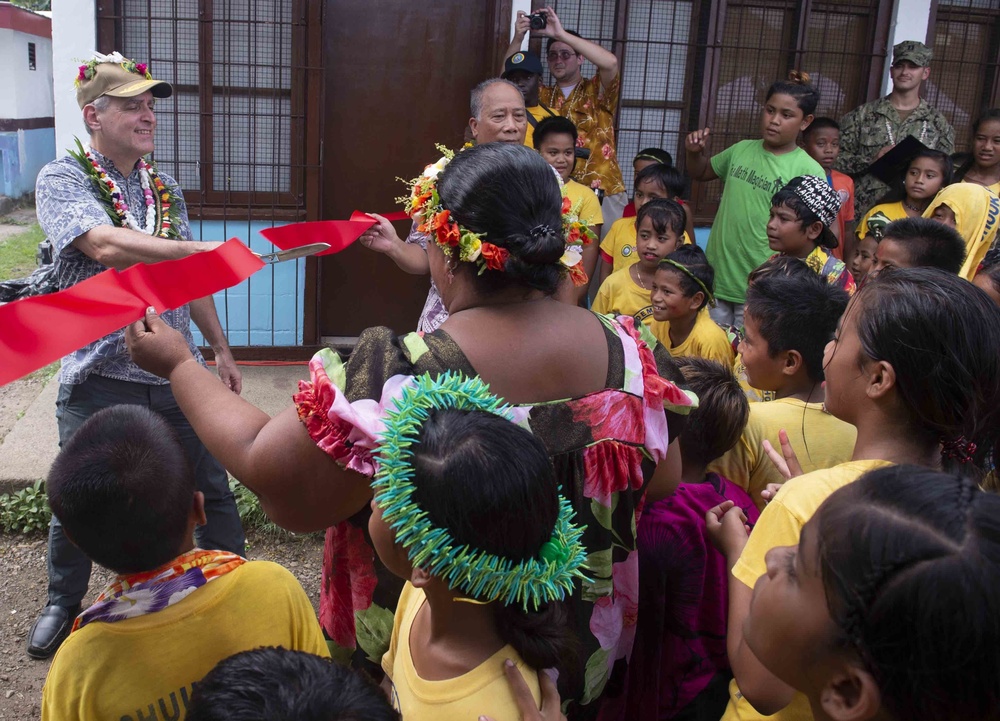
top-left (47, 374), bottom-right (246, 607)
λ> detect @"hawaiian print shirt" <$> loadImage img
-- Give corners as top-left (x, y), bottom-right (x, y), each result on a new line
top-left (403, 221), bottom-right (448, 333)
top-left (35, 148), bottom-right (204, 386)
top-left (836, 96), bottom-right (955, 217)
top-left (540, 74), bottom-right (626, 196)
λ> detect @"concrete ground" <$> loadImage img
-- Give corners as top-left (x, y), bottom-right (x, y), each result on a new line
top-left (0, 364), bottom-right (309, 493)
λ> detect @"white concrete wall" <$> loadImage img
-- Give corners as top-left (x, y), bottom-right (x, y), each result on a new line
top-left (883, 0), bottom-right (934, 94)
top-left (0, 28), bottom-right (53, 120)
top-left (51, 0), bottom-right (96, 157)
top-left (510, 0), bottom-right (532, 50)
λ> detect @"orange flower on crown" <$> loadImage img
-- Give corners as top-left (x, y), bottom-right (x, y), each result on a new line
top-left (432, 210), bottom-right (460, 247)
top-left (480, 242), bottom-right (509, 271)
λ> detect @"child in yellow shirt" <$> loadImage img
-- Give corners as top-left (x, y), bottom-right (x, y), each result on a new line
top-left (372, 377), bottom-right (587, 721)
top-left (710, 268), bottom-right (852, 507)
top-left (592, 199), bottom-right (684, 325)
top-left (598, 164), bottom-right (691, 285)
top-left (649, 244), bottom-right (734, 365)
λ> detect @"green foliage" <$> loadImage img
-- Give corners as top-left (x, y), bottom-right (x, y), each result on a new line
top-left (0, 481), bottom-right (50, 535)
top-left (0, 223), bottom-right (44, 281)
top-left (11, 1), bottom-right (51, 10)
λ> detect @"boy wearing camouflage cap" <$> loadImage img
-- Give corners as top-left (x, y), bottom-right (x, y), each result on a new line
top-left (836, 41), bottom-right (955, 218)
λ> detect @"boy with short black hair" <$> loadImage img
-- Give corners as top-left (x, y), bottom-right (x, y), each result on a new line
top-left (708, 271), bottom-right (856, 509)
top-left (803, 117), bottom-right (856, 261)
top-left (41, 405), bottom-right (328, 721)
top-left (188, 647), bottom-right (399, 721)
top-left (871, 216), bottom-right (967, 275)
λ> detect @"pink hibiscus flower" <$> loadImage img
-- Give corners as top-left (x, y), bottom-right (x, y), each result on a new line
top-left (590, 551), bottom-right (640, 670)
top-left (602, 143), bottom-right (613, 160)
top-left (580, 442), bottom-right (644, 508)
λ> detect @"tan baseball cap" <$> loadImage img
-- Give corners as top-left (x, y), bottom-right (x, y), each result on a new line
top-left (76, 57), bottom-right (172, 109)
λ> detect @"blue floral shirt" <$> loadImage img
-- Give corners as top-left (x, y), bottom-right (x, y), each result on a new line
top-left (35, 146), bottom-right (205, 385)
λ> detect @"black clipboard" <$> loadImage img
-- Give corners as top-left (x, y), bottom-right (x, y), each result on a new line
top-left (865, 135), bottom-right (931, 185)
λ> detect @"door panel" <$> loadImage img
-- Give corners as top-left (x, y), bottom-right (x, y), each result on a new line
top-left (319, 1), bottom-right (504, 337)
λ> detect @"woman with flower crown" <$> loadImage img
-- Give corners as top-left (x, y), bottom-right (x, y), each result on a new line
top-left (127, 142), bottom-right (694, 719)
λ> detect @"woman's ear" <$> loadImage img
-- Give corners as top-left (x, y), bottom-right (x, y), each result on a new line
top-left (818, 664), bottom-right (881, 721)
top-left (864, 359), bottom-right (896, 401)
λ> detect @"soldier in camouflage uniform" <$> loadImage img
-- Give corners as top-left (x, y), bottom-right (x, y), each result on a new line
top-left (836, 41), bottom-right (955, 218)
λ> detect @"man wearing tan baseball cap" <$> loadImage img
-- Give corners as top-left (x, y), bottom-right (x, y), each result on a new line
top-left (27, 52), bottom-right (246, 661)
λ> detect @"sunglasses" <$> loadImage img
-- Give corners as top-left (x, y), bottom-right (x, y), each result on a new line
top-left (547, 51), bottom-right (576, 62)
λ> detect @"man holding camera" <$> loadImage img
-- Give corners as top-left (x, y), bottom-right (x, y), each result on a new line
top-left (505, 6), bottom-right (626, 233)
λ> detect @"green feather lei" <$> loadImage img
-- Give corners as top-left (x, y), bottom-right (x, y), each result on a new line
top-left (373, 372), bottom-right (590, 610)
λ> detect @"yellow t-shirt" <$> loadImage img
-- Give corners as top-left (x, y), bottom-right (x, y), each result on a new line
top-left (856, 200), bottom-right (907, 240)
top-left (592, 266), bottom-right (655, 325)
top-left (650, 309), bottom-right (735, 365)
top-left (708, 398), bottom-right (857, 510)
top-left (523, 105), bottom-right (557, 149)
top-left (599, 217), bottom-right (692, 273)
top-left (721, 459), bottom-right (893, 721)
top-left (564, 178), bottom-right (604, 228)
top-left (381, 582), bottom-right (541, 721)
top-left (41, 561), bottom-right (329, 721)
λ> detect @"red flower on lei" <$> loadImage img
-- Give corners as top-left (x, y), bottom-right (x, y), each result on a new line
top-left (432, 210), bottom-right (460, 247)
top-left (320, 522), bottom-right (377, 649)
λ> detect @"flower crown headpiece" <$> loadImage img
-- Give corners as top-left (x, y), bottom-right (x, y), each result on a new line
top-left (75, 52), bottom-right (151, 87)
top-left (398, 145), bottom-right (596, 286)
top-left (373, 372), bottom-right (590, 610)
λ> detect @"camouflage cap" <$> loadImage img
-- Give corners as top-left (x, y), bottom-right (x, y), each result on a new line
top-left (892, 40), bottom-right (932, 67)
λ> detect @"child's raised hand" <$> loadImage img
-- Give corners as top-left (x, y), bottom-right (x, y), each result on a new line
top-left (358, 213), bottom-right (402, 255)
top-left (760, 482), bottom-right (784, 504)
top-left (761, 429), bottom-right (805, 480)
top-left (479, 660), bottom-right (566, 721)
top-left (705, 500), bottom-right (751, 562)
top-left (685, 128), bottom-right (711, 154)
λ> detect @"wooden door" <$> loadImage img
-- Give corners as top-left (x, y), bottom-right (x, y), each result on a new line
top-left (317, 0), bottom-right (510, 338)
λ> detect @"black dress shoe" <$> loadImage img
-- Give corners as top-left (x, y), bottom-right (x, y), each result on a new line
top-left (26, 604), bottom-right (81, 660)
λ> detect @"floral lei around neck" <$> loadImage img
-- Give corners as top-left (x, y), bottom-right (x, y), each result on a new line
top-left (398, 145), bottom-right (596, 284)
top-left (68, 138), bottom-right (183, 239)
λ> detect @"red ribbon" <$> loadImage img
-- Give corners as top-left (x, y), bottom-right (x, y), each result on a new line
top-left (259, 210), bottom-right (411, 255)
top-left (0, 239), bottom-right (264, 387)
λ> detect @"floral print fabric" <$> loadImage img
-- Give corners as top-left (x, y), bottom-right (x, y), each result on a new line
top-left (292, 316), bottom-right (691, 716)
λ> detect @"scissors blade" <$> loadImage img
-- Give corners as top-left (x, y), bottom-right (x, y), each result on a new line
top-left (257, 243), bottom-right (331, 264)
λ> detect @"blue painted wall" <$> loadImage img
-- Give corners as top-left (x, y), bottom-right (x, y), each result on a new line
top-left (188, 221), bottom-right (305, 347)
top-left (693, 226), bottom-right (709, 250)
top-left (0, 128), bottom-right (55, 198)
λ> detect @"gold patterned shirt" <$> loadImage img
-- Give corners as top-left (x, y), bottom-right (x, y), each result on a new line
top-left (540, 74), bottom-right (625, 196)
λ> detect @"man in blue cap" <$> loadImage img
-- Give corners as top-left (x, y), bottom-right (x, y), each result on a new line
top-left (501, 50), bottom-right (557, 148)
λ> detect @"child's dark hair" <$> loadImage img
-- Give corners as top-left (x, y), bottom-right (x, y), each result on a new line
top-left (802, 116), bottom-right (839, 140)
top-left (765, 70), bottom-right (820, 118)
top-left (745, 271), bottom-right (849, 382)
top-left (439, 143), bottom-right (565, 296)
top-left (674, 358), bottom-right (749, 466)
top-left (875, 149), bottom-right (954, 205)
top-left (882, 217), bottom-right (967, 274)
top-left (634, 147), bottom-right (673, 166)
top-left (770, 186), bottom-right (839, 250)
top-left (533, 115), bottom-right (578, 149)
top-left (657, 244), bottom-right (715, 310)
top-left (747, 255), bottom-right (815, 286)
top-left (636, 197), bottom-right (686, 237)
top-left (46, 405), bottom-right (193, 574)
top-left (853, 267), bottom-right (1000, 480)
top-left (979, 245), bottom-right (1000, 294)
top-left (634, 162), bottom-right (687, 198)
top-left (412, 408), bottom-right (578, 675)
top-left (816, 466), bottom-right (1000, 721)
top-left (186, 647), bottom-right (399, 721)
top-left (955, 108), bottom-right (1000, 181)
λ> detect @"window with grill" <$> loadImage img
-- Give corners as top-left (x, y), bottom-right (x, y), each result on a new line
top-left (926, 0), bottom-right (1000, 152)
top-left (28, 42), bottom-right (36, 71)
top-left (97, 0), bottom-right (315, 220)
top-left (538, 0), bottom-right (890, 222)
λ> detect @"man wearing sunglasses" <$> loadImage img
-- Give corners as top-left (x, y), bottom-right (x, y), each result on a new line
top-left (505, 6), bottom-right (626, 236)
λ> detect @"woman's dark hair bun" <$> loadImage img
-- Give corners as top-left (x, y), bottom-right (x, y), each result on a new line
top-left (437, 143), bottom-right (566, 295)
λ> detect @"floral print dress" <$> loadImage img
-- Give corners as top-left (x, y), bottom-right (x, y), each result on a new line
top-left (292, 314), bottom-right (693, 717)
